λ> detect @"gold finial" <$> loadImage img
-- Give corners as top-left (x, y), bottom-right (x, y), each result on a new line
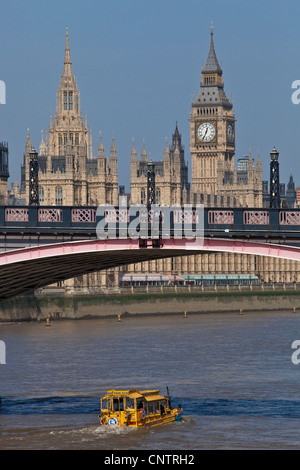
top-left (66, 27), bottom-right (69, 38)
top-left (210, 21), bottom-right (214, 35)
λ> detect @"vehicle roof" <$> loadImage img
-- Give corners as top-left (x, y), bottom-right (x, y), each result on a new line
top-left (103, 389), bottom-right (166, 400)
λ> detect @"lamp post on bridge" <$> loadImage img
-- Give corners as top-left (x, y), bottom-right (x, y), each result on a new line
top-left (147, 160), bottom-right (155, 207)
top-left (147, 160), bottom-right (156, 240)
top-left (29, 146), bottom-right (39, 205)
top-left (269, 146), bottom-right (280, 209)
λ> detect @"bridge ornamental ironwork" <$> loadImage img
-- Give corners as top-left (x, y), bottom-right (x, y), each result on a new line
top-left (5, 208), bottom-right (29, 222)
top-left (38, 208), bottom-right (63, 223)
top-left (243, 211), bottom-right (270, 225)
top-left (104, 209), bottom-right (129, 223)
top-left (279, 211), bottom-right (300, 226)
top-left (208, 210), bottom-right (234, 224)
top-left (72, 208), bottom-right (96, 223)
top-left (1, 206), bottom-right (300, 241)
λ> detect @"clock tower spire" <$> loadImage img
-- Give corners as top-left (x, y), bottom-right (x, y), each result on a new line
top-left (190, 23), bottom-right (235, 205)
top-left (201, 21), bottom-right (223, 86)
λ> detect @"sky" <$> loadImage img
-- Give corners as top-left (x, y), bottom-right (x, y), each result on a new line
top-left (1, 0), bottom-right (300, 193)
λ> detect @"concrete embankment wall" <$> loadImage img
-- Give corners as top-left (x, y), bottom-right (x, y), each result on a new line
top-left (1, 290), bottom-right (300, 322)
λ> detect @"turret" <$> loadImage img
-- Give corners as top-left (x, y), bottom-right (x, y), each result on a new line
top-left (110, 136), bottom-right (118, 176)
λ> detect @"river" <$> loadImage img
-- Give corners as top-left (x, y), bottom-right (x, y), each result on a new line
top-left (1, 310), bottom-right (300, 450)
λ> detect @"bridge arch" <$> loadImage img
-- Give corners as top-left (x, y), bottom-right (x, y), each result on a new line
top-left (0, 237), bottom-right (300, 300)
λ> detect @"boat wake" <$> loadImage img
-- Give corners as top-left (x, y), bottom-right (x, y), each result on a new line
top-left (49, 423), bottom-right (138, 440)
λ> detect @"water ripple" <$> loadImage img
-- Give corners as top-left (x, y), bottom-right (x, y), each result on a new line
top-left (1, 395), bottom-right (300, 420)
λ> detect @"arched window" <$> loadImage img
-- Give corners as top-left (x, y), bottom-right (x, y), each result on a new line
top-left (64, 92), bottom-right (67, 110)
top-left (141, 189), bottom-right (146, 205)
top-left (55, 186), bottom-right (63, 206)
top-left (69, 92), bottom-right (73, 110)
top-left (39, 187), bottom-right (44, 205)
top-left (58, 134), bottom-right (63, 155)
top-left (155, 188), bottom-right (161, 204)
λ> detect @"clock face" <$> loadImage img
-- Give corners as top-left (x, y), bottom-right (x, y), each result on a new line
top-left (227, 122), bottom-right (234, 142)
top-left (197, 122), bottom-right (216, 142)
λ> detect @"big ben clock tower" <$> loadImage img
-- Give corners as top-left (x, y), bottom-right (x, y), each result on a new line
top-left (190, 23), bottom-right (235, 204)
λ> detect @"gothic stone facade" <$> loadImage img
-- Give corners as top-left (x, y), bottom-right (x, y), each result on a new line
top-left (130, 124), bottom-right (190, 206)
top-left (19, 29), bottom-right (118, 207)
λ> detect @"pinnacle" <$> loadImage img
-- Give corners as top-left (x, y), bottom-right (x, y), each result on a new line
top-left (202, 23), bottom-right (222, 74)
top-left (63, 27), bottom-right (73, 77)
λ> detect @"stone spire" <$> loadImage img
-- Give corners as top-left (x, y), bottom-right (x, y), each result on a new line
top-left (130, 138), bottom-right (137, 161)
top-left (49, 27), bottom-right (89, 158)
top-left (110, 135), bottom-right (117, 175)
top-left (141, 142), bottom-right (147, 162)
top-left (195, 22), bottom-right (229, 105)
top-left (25, 128), bottom-right (33, 155)
top-left (202, 21), bottom-right (222, 74)
top-left (110, 135), bottom-right (117, 159)
top-left (97, 132), bottom-right (106, 176)
top-left (56, 28), bottom-right (81, 118)
top-left (164, 137), bottom-right (170, 159)
top-left (256, 151), bottom-right (262, 171)
top-left (39, 130), bottom-right (47, 156)
top-left (172, 122), bottom-right (181, 148)
top-left (98, 131), bottom-right (105, 158)
top-left (63, 27), bottom-right (73, 77)
top-left (256, 151), bottom-right (262, 182)
top-left (163, 137), bottom-right (170, 173)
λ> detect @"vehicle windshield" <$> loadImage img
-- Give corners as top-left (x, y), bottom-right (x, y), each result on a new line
top-left (101, 398), bottom-right (110, 410)
top-left (112, 397), bottom-right (124, 411)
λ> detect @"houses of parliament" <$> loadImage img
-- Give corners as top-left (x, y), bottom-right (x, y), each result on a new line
top-left (5, 26), bottom-right (300, 288)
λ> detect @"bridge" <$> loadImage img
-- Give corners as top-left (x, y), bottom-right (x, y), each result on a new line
top-left (1, 205), bottom-right (300, 300)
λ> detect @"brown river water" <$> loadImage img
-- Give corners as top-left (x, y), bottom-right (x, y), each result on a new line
top-left (1, 310), bottom-right (300, 450)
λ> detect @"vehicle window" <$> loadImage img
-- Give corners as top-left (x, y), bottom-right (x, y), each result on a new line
top-left (113, 398), bottom-right (119, 411)
top-left (101, 398), bottom-right (109, 410)
top-left (137, 400), bottom-right (144, 410)
top-left (160, 401), bottom-right (166, 415)
top-left (126, 397), bottom-right (135, 409)
top-left (154, 401), bottom-right (160, 414)
top-left (148, 402), bottom-right (154, 415)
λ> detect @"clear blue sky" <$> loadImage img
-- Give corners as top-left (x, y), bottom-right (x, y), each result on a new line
top-left (1, 0), bottom-right (300, 192)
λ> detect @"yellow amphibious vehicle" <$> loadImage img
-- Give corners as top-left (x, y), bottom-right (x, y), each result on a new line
top-left (99, 388), bottom-right (182, 428)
